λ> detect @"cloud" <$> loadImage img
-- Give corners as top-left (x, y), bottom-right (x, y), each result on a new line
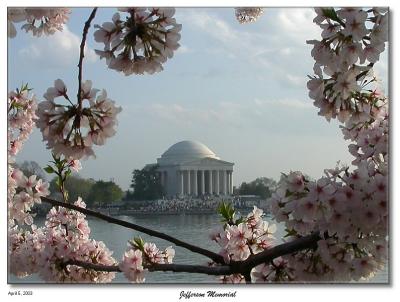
top-left (254, 98), bottom-right (313, 109)
top-left (181, 10), bottom-right (263, 59)
top-left (18, 26), bottom-right (97, 69)
top-left (130, 96), bottom-right (314, 134)
top-left (286, 74), bottom-right (306, 87)
top-left (143, 103), bottom-right (220, 126)
top-left (276, 9), bottom-right (321, 44)
top-left (177, 8), bottom-right (318, 87)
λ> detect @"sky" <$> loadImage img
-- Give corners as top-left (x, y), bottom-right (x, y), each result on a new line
top-left (7, 7), bottom-right (388, 191)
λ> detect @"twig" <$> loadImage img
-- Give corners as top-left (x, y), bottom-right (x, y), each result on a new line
top-left (41, 196), bottom-right (225, 264)
top-left (77, 7), bottom-right (98, 110)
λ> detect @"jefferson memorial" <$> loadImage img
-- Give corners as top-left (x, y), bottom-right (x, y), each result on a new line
top-left (146, 141), bottom-right (234, 197)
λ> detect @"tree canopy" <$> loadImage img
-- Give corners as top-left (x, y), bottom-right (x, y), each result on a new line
top-left (235, 177), bottom-right (277, 199)
top-left (127, 165), bottom-right (163, 201)
top-left (50, 176), bottom-right (123, 207)
top-left (49, 175), bottom-right (95, 203)
top-left (87, 180), bottom-right (124, 207)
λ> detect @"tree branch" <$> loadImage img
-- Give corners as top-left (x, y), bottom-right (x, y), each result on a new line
top-left (147, 263), bottom-right (232, 276)
top-left (65, 259), bottom-right (232, 276)
top-left (66, 259), bottom-right (120, 272)
top-left (77, 7), bottom-right (97, 109)
top-left (237, 232), bottom-right (321, 271)
top-left (41, 196), bottom-right (225, 264)
top-left (62, 232), bottom-right (321, 280)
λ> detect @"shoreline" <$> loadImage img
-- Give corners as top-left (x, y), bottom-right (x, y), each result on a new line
top-left (94, 207), bottom-right (265, 216)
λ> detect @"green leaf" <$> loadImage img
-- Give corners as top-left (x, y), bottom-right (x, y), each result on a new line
top-left (44, 166), bottom-right (55, 174)
top-left (129, 237), bottom-right (145, 251)
top-left (285, 190), bottom-right (293, 198)
top-left (284, 228), bottom-right (298, 238)
top-left (321, 8), bottom-right (342, 24)
top-left (65, 169), bottom-right (72, 178)
top-left (234, 217), bottom-right (244, 225)
top-left (218, 202), bottom-right (237, 225)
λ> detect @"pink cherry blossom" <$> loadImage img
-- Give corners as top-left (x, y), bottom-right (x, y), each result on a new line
top-left (235, 8), bottom-right (264, 24)
top-left (34, 179), bottom-right (50, 197)
top-left (8, 8), bottom-right (70, 38)
top-left (340, 9), bottom-right (368, 41)
top-left (68, 158), bottom-right (82, 172)
top-left (94, 8), bottom-right (181, 75)
top-left (285, 171), bottom-right (306, 192)
top-left (36, 80), bottom-right (122, 159)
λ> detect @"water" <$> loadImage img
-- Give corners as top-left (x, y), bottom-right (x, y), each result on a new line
top-left (9, 213), bottom-right (388, 284)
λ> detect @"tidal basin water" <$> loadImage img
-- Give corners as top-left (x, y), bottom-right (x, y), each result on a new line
top-left (9, 213), bottom-right (388, 284)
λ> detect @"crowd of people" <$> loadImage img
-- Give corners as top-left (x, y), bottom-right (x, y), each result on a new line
top-left (121, 195), bottom-right (267, 214)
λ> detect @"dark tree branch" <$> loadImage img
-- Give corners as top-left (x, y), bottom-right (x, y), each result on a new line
top-left (77, 7), bottom-right (97, 110)
top-left (243, 270), bottom-right (252, 283)
top-left (237, 232), bottom-right (321, 271)
top-left (62, 231), bottom-right (321, 280)
top-left (66, 260), bottom-right (121, 272)
top-left (41, 196), bottom-right (225, 264)
top-left (65, 259), bottom-right (232, 276)
top-left (147, 264), bottom-right (232, 276)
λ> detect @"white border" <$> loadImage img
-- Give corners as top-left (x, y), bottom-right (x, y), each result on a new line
top-left (2, 1), bottom-right (398, 301)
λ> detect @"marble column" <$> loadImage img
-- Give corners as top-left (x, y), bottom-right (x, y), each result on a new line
top-left (216, 170), bottom-right (220, 195)
top-left (223, 170), bottom-right (227, 195)
top-left (230, 171), bottom-right (233, 194)
top-left (228, 171), bottom-right (232, 195)
top-left (187, 170), bottom-right (191, 195)
top-left (209, 170), bottom-right (213, 194)
top-left (180, 171), bottom-right (184, 196)
top-left (201, 170), bottom-right (205, 195)
top-left (193, 169), bottom-right (198, 196)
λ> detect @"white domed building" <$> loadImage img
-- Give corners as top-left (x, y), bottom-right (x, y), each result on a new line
top-left (146, 141), bottom-right (234, 197)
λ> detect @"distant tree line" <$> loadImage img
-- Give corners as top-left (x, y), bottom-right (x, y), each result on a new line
top-left (234, 177), bottom-right (278, 199)
top-left (16, 160), bottom-right (124, 207)
top-left (17, 160), bottom-right (281, 205)
top-left (125, 165), bottom-right (163, 201)
top-left (49, 176), bottom-right (123, 207)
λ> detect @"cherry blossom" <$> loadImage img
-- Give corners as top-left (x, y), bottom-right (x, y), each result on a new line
top-left (7, 8), bottom-right (26, 38)
top-left (36, 79), bottom-right (122, 159)
top-left (94, 8), bottom-right (181, 75)
top-left (210, 206), bottom-right (277, 281)
top-left (307, 8), bottom-right (388, 126)
top-left (120, 239), bottom-right (176, 283)
top-left (8, 87), bottom-right (38, 156)
top-left (8, 8), bottom-right (70, 38)
top-left (340, 9), bottom-right (368, 41)
top-left (234, 8), bottom-right (264, 24)
top-left (266, 7), bottom-right (388, 282)
top-left (220, 274), bottom-right (245, 284)
top-left (251, 257), bottom-right (293, 282)
top-left (120, 249), bottom-right (146, 283)
top-left (8, 7), bottom-right (389, 284)
top-left (10, 198), bottom-right (117, 283)
top-left (68, 158), bottom-right (82, 172)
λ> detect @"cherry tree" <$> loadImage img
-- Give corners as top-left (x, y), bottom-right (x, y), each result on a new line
top-left (8, 7), bottom-right (388, 283)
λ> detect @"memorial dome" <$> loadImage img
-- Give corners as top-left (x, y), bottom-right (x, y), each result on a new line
top-left (158, 140), bottom-right (219, 164)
